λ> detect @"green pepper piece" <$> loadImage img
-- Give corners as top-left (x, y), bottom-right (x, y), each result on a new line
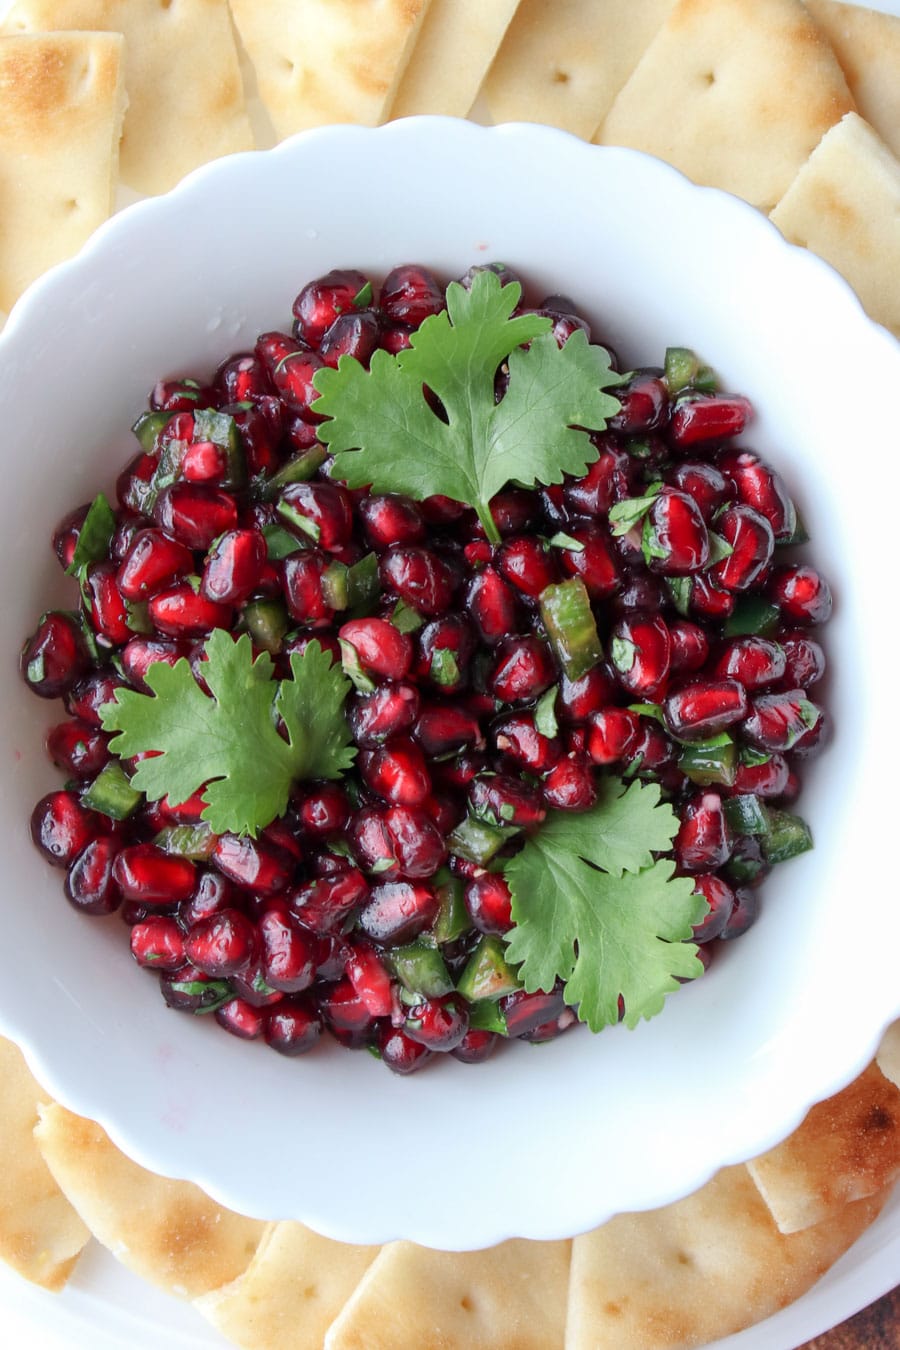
top-left (539, 578), bottom-right (603, 681)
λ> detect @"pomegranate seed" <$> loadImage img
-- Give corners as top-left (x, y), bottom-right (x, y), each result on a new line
top-left (150, 377), bottom-right (214, 411)
top-left (731, 753), bottom-right (790, 798)
top-left (610, 614), bottom-right (672, 699)
top-left (116, 529), bottom-right (194, 601)
top-left (183, 909), bottom-right (257, 977)
top-left (292, 269), bottom-right (369, 347)
top-left (465, 567), bottom-right (523, 645)
top-left (160, 964), bottom-right (232, 1013)
top-left (469, 773), bottom-right (546, 831)
top-left (288, 869), bottom-right (369, 934)
top-left (282, 550), bottom-right (334, 627)
top-left (645, 489), bottom-right (710, 574)
top-left (65, 835), bottom-right (121, 915)
top-left (359, 736), bottom-right (431, 806)
top-left (464, 873), bottom-right (513, 935)
top-left (768, 564), bottom-right (833, 625)
top-left (663, 679), bottom-right (748, 740)
top-left (216, 352), bottom-right (272, 405)
top-left (378, 1025), bottom-right (432, 1074)
top-left (612, 570), bottom-right (667, 616)
top-left (180, 439), bottom-right (228, 484)
top-left (721, 886), bottom-right (761, 940)
top-left (423, 791), bottom-right (465, 836)
top-left (379, 546), bottom-right (459, 615)
top-left (113, 844), bottom-right (196, 903)
top-left (558, 526), bottom-right (621, 597)
top-left (257, 907), bottom-right (317, 992)
top-left (675, 792), bottom-right (732, 872)
top-left (608, 371), bottom-right (670, 434)
top-left (382, 805), bottom-right (447, 877)
top-left (348, 681), bottom-right (419, 746)
top-left (279, 481), bottom-right (353, 550)
top-left (212, 833), bottom-right (294, 895)
top-left (497, 535), bottom-right (558, 597)
top-left (200, 529), bottom-right (266, 604)
top-left (451, 1028), bottom-right (499, 1063)
top-left (52, 502), bottom-right (90, 570)
top-left (714, 636), bottom-right (786, 688)
top-left (265, 999), bottom-right (323, 1055)
top-left (493, 712), bottom-right (561, 773)
top-left (711, 505), bottom-right (774, 592)
top-left (130, 916), bottom-right (185, 970)
top-left (665, 461), bottom-right (728, 518)
top-left (691, 874), bottom-right (735, 943)
top-left (778, 633), bottom-right (826, 688)
top-left (215, 998), bottom-right (266, 1040)
top-left (46, 718), bottom-right (110, 779)
top-left (271, 348), bottom-right (325, 417)
top-left (21, 611), bottom-right (90, 698)
top-left (153, 483), bottom-right (238, 551)
top-left (489, 635), bottom-right (555, 703)
top-left (116, 452), bottom-right (156, 514)
top-left (416, 614), bottom-right (475, 692)
top-left (564, 438), bottom-right (632, 516)
top-left (742, 690), bottom-right (822, 753)
top-left (380, 264), bottom-right (445, 326)
top-left (668, 393), bottom-right (752, 447)
top-left (66, 668), bottom-right (127, 724)
top-left (83, 562), bottom-right (133, 646)
top-left (542, 754), bottom-right (597, 811)
top-left (379, 324), bottom-right (413, 355)
top-left (345, 942), bottom-right (394, 1017)
top-left (688, 572), bottom-right (735, 622)
top-left (120, 635), bottom-right (188, 689)
top-left (500, 987), bottom-right (567, 1039)
top-left (357, 880), bottom-right (439, 944)
top-left (404, 993), bottom-right (469, 1051)
top-left (718, 450), bottom-right (797, 542)
top-left (179, 869), bottom-right (239, 928)
top-left (319, 310), bottom-right (380, 368)
top-left (414, 704), bottom-right (482, 757)
top-left (31, 791), bottom-right (100, 867)
top-left (358, 493), bottom-right (426, 549)
top-left (586, 707), bottom-right (641, 765)
top-left (148, 582), bottom-right (233, 638)
top-left (339, 617), bottom-right (413, 681)
top-left (668, 620), bottom-right (709, 673)
top-left (293, 782), bottom-right (350, 839)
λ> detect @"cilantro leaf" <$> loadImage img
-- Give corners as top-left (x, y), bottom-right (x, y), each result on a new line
top-left (503, 777), bottom-right (708, 1031)
top-left (312, 270), bottom-right (621, 542)
top-left (66, 492), bottom-right (116, 574)
top-left (99, 631), bottom-right (354, 837)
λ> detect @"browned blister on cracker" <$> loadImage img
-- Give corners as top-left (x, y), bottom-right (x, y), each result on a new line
top-left (33, 1102), bottom-right (266, 1298)
top-left (0, 29), bottom-right (126, 314)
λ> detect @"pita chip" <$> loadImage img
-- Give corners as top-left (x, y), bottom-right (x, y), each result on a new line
top-left (1, 0), bottom-right (253, 196)
top-left (566, 1164), bottom-right (887, 1349)
top-left (597, 0), bottom-right (855, 211)
top-left (482, 0), bottom-right (675, 140)
top-left (769, 111), bottom-right (900, 340)
top-left (805, 0), bottom-right (900, 163)
top-left (325, 1237), bottom-right (571, 1350)
top-left (389, 0), bottom-right (521, 119)
top-left (229, 0), bottom-right (432, 140)
top-left (33, 1103), bottom-right (266, 1298)
top-left (877, 1018), bottom-right (900, 1090)
top-left (0, 1039), bottom-right (90, 1291)
top-left (747, 1060), bottom-right (900, 1234)
top-left (0, 30), bottom-right (125, 315)
top-left (195, 1220), bottom-right (379, 1350)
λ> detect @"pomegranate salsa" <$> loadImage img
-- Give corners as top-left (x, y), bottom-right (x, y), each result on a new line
top-left (20, 262), bottom-right (831, 1075)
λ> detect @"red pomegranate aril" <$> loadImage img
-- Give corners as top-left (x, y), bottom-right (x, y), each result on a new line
top-left (148, 582), bottom-right (233, 638)
top-left (556, 665), bottom-right (616, 724)
top-left (713, 636), bottom-right (786, 689)
top-left (289, 869), bottom-right (369, 934)
top-left (718, 450), bottom-right (797, 542)
top-left (149, 377), bottom-right (213, 411)
top-left (292, 268), bottom-right (369, 347)
top-left (768, 564), bottom-right (833, 625)
top-left (257, 907), bottom-right (317, 992)
top-left (153, 483), bottom-right (238, 551)
top-left (265, 999), bottom-right (323, 1055)
top-left (465, 567), bottom-right (523, 645)
top-left (46, 718), bottom-right (110, 779)
top-left (690, 874), bottom-right (735, 943)
top-left (180, 439), bottom-right (228, 484)
top-left (518, 1006), bottom-right (579, 1043)
top-left (230, 399), bottom-right (283, 476)
top-left (116, 529), bottom-right (194, 601)
top-left (279, 481), bottom-right (353, 550)
top-left (316, 978), bottom-right (375, 1038)
top-left (282, 550), bottom-right (333, 627)
top-left (731, 753), bottom-right (790, 798)
top-left (200, 529), bottom-right (266, 604)
top-left (83, 562), bottom-right (132, 646)
top-left (463, 873), bottom-right (513, 935)
top-left (688, 572), bottom-right (735, 622)
top-left (489, 635), bottom-right (555, 704)
top-left (451, 1028), bottom-right (498, 1064)
top-left (497, 535), bottom-right (558, 598)
top-left (720, 886), bottom-right (760, 940)
top-left (31, 791), bottom-right (100, 867)
top-left (229, 958), bottom-right (284, 1008)
top-left (665, 461), bottom-right (729, 518)
top-left (183, 908), bottom-right (256, 977)
top-left (778, 632), bottom-right (826, 688)
top-left (542, 754), bottom-right (597, 811)
top-left (179, 869), bottom-right (239, 927)
top-left (344, 941), bottom-right (394, 1017)
top-left (215, 997), bottom-right (266, 1040)
top-left (65, 835), bottom-right (121, 915)
top-left (610, 614), bottom-right (672, 699)
top-left (116, 452), bottom-right (156, 514)
top-left (160, 965), bottom-right (231, 1013)
top-left (293, 782), bottom-right (350, 839)
top-left (666, 620), bottom-right (709, 674)
top-left (212, 833), bottom-right (294, 895)
top-left (379, 1024), bottom-right (432, 1074)
top-left (380, 264), bottom-right (445, 326)
top-left (404, 993), bottom-right (469, 1052)
top-left (675, 792), bottom-right (732, 872)
top-left (558, 526), bottom-right (621, 597)
top-left (612, 570), bottom-right (667, 616)
top-left (631, 721), bottom-right (675, 774)
top-left (468, 774), bottom-right (546, 830)
top-left (120, 636), bottom-right (187, 689)
top-left (379, 323), bottom-right (413, 355)
top-left (21, 611), bottom-right (90, 699)
top-left (114, 844), bottom-right (197, 903)
top-left (586, 707), bottom-right (641, 765)
top-left (500, 987), bottom-right (567, 1039)
top-left (663, 679), bottom-right (748, 741)
top-left (608, 371), bottom-right (670, 435)
top-left (359, 736), bottom-right (431, 807)
top-left (319, 309), bottom-right (380, 368)
top-left (432, 750), bottom-right (488, 793)
top-left (66, 669), bottom-right (127, 725)
top-left (416, 614), bottom-right (475, 692)
top-left (565, 438), bottom-right (632, 516)
top-left (383, 804), bottom-right (447, 877)
top-left (379, 546), bottom-right (458, 616)
top-left (668, 393), bottom-right (752, 447)
top-left (485, 487), bottom-right (540, 537)
top-left (348, 681), bottom-right (419, 747)
top-left (358, 493), bottom-right (426, 549)
top-left (493, 712), bottom-right (561, 773)
top-left (742, 690), bottom-right (822, 753)
top-left (270, 348), bottom-right (325, 417)
top-left (414, 704), bottom-right (482, 757)
top-left (357, 880), bottom-right (439, 944)
top-left (53, 502), bottom-right (90, 570)
top-left (216, 352), bottom-right (272, 404)
top-left (130, 915), bottom-right (185, 970)
top-left (339, 618), bottom-right (413, 681)
top-left (711, 505), bottom-right (774, 592)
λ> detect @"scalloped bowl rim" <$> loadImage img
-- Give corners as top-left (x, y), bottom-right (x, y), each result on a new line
top-left (1, 118), bottom-right (899, 1249)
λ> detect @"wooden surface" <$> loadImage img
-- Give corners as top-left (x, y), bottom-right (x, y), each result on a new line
top-left (801, 1283), bottom-right (900, 1348)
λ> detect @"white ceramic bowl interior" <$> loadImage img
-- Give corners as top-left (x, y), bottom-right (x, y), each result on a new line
top-left (1, 119), bottom-right (899, 1251)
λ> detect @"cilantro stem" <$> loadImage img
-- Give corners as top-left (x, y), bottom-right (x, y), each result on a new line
top-left (476, 502), bottom-right (502, 546)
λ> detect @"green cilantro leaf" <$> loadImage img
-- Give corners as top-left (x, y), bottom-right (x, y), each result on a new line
top-left (66, 492), bottom-right (116, 574)
top-left (503, 777), bottom-right (708, 1031)
top-left (311, 270), bottom-right (621, 543)
top-left (99, 631), bottom-right (354, 837)
top-left (608, 483), bottom-right (662, 537)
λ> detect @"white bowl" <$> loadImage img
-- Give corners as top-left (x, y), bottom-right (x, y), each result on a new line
top-left (1, 118), bottom-right (899, 1251)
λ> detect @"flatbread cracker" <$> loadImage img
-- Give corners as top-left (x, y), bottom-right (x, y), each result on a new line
top-left (0, 30), bottom-right (125, 315)
top-left (482, 0), bottom-right (675, 140)
top-left (1, 0), bottom-right (253, 196)
top-left (597, 0), bottom-right (855, 211)
top-left (805, 0), bottom-right (900, 163)
top-left (324, 1237), bottom-right (571, 1350)
top-left (747, 1060), bottom-right (900, 1234)
top-left (769, 111), bottom-right (900, 339)
top-left (195, 1220), bottom-right (379, 1350)
top-left (877, 1018), bottom-right (900, 1090)
top-left (229, 0), bottom-right (432, 139)
top-left (33, 1103), bottom-right (266, 1298)
top-left (565, 1163), bottom-right (888, 1349)
top-left (0, 1039), bottom-right (91, 1291)
top-left (389, 0), bottom-right (521, 119)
